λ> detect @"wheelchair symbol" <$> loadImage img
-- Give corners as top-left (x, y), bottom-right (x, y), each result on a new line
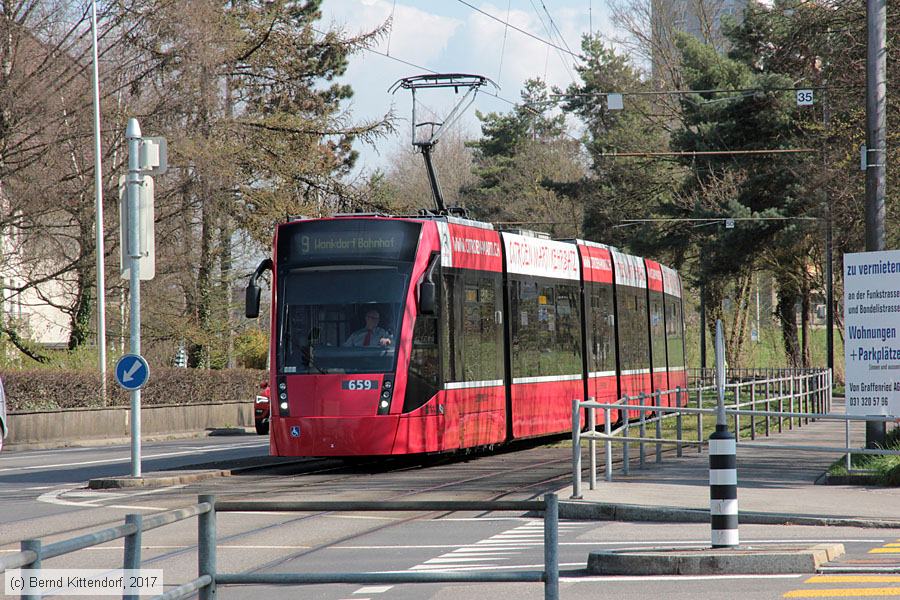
top-left (290, 426), bottom-right (301, 438)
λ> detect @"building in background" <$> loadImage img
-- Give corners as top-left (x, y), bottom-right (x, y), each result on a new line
top-left (651, 0), bottom-right (749, 86)
top-left (0, 204), bottom-right (73, 351)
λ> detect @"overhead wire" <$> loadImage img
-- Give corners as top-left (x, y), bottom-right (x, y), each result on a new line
top-left (527, 0), bottom-right (576, 82)
top-left (497, 0), bottom-right (512, 81)
top-left (311, 27), bottom-right (526, 113)
top-left (385, 0), bottom-right (398, 56)
top-left (539, 0), bottom-right (575, 56)
top-left (455, 0), bottom-right (581, 60)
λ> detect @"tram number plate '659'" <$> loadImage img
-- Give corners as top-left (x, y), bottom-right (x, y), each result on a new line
top-left (342, 379), bottom-right (378, 391)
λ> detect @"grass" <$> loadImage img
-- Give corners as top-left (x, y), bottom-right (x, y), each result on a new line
top-left (827, 427), bottom-right (900, 486)
top-left (579, 387), bottom-right (821, 465)
top-left (684, 324), bottom-right (844, 376)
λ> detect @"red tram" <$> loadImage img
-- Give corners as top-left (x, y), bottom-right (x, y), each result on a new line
top-left (245, 214), bottom-right (686, 457)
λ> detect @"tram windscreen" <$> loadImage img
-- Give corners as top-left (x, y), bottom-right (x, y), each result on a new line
top-left (275, 220), bottom-right (420, 375)
top-left (278, 267), bottom-right (411, 374)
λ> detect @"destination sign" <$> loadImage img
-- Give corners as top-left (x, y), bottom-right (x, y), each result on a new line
top-left (279, 220), bottom-right (420, 265)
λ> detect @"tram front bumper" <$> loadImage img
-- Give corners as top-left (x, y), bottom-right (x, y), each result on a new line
top-left (272, 416), bottom-right (400, 456)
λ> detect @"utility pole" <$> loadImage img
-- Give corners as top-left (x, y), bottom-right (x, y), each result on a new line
top-left (865, 0), bottom-right (887, 448)
top-left (90, 0), bottom-right (107, 404)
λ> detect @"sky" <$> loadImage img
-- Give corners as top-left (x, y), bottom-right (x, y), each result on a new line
top-left (319, 0), bottom-right (617, 174)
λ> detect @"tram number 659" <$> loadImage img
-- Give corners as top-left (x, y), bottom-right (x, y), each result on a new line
top-left (343, 379), bottom-right (377, 391)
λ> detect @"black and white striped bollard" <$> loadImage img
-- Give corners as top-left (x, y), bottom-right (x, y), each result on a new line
top-left (710, 319), bottom-right (738, 548)
top-left (709, 425), bottom-right (738, 547)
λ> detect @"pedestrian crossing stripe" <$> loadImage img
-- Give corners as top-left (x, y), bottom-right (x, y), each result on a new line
top-left (785, 589), bottom-right (900, 597)
top-left (806, 576), bottom-right (900, 583)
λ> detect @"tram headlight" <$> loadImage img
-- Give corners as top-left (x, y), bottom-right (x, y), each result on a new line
top-left (377, 380), bottom-right (393, 415)
top-left (277, 376), bottom-right (290, 417)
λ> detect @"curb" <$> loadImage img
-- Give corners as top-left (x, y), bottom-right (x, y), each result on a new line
top-left (6, 428), bottom-right (258, 452)
top-left (87, 458), bottom-right (311, 490)
top-left (88, 469), bottom-right (232, 489)
top-left (559, 501), bottom-right (900, 529)
top-left (587, 543), bottom-right (845, 575)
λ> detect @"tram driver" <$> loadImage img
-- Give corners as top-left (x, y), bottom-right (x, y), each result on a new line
top-left (344, 308), bottom-right (393, 347)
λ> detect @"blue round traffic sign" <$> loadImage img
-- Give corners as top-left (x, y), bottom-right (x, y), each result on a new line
top-left (115, 354), bottom-right (150, 390)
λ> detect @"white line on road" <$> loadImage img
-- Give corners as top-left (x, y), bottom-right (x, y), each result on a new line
top-left (0, 441), bottom-right (267, 474)
top-left (424, 557), bottom-right (509, 564)
top-left (354, 586), bottom-right (392, 594)
top-left (565, 574), bottom-right (804, 583)
top-left (37, 486), bottom-right (167, 510)
top-left (42, 545), bottom-right (314, 552)
top-left (450, 549), bottom-right (522, 555)
top-left (398, 562), bottom-right (585, 573)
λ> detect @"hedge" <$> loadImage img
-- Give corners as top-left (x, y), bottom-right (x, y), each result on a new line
top-left (1, 368), bottom-right (267, 412)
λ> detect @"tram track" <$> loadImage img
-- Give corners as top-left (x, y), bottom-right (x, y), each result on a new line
top-left (125, 445), bottom-right (575, 577)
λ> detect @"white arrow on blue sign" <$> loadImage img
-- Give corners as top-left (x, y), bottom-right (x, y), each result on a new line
top-left (115, 354), bottom-right (150, 390)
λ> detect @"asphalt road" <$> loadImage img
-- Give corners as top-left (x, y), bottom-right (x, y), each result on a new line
top-left (0, 435), bottom-right (270, 527)
top-left (1, 436), bottom-right (897, 600)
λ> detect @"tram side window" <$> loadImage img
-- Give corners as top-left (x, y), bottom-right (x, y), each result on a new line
top-left (650, 293), bottom-right (667, 371)
top-left (588, 285), bottom-right (616, 373)
top-left (616, 287), bottom-right (650, 373)
top-left (442, 271), bottom-right (503, 383)
top-left (509, 278), bottom-right (582, 378)
top-left (665, 295), bottom-right (685, 368)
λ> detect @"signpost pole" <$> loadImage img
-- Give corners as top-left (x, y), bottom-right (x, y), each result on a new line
top-left (126, 118), bottom-right (143, 478)
top-left (865, 0), bottom-right (888, 448)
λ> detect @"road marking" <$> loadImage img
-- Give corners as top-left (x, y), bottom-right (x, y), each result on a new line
top-left (807, 576), bottom-right (900, 583)
top-left (869, 549), bottom-right (900, 554)
top-left (337, 545), bottom-right (464, 550)
top-left (37, 486), bottom-right (165, 510)
top-left (450, 549), bottom-right (521, 555)
top-left (423, 557), bottom-right (509, 564)
top-left (323, 515), bottom-right (400, 521)
top-left (433, 517), bottom-right (539, 522)
top-left (410, 564), bottom-right (506, 571)
top-left (570, 574), bottom-right (802, 583)
top-left (785, 589), bottom-right (900, 598)
top-left (72, 545), bottom-right (313, 551)
top-left (354, 586), bottom-right (392, 594)
top-left (0, 441), bottom-right (266, 474)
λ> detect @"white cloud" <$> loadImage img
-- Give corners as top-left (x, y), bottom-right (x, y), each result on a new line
top-left (319, 1), bottom-right (616, 171)
top-left (326, 1), bottom-right (462, 66)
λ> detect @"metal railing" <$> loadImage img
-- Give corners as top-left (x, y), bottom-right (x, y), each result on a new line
top-left (0, 504), bottom-right (208, 600)
top-left (1, 495), bottom-right (561, 600)
top-left (571, 368), bottom-right (899, 496)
